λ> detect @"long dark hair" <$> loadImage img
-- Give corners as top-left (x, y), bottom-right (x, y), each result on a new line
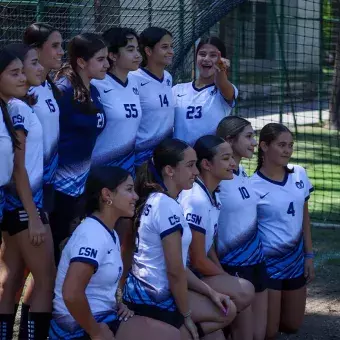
top-left (139, 27), bottom-right (172, 67)
top-left (85, 166), bottom-right (130, 216)
top-left (194, 135), bottom-right (226, 172)
top-left (216, 116), bottom-right (251, 141)
top-left (23, 22), bottom-right (60, 99)
top-left (55, 33), bottom-right (106, 113)
top-left (196, 36), bottom-right (226, 58)
top-left (134, 138), bottom-right (189, 231)
top-left (4, 43), bottom-right (37, 106)
top-left (103, 27), bottom-right (139, 69)
top-left (256, 123), bottom-right (294, 172)
top-left (0, 48), bottom-right (21, 148)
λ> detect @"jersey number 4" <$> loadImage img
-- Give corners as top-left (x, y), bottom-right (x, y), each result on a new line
top-left (186, 106), bottom-right (202, 119)
top-left (287, 202), bottom-right (296, 216)
top-left (124, 104), bottom-right (139, 118)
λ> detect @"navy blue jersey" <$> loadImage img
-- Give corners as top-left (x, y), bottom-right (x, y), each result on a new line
top-left (54, 78), bottom-right (106, 197)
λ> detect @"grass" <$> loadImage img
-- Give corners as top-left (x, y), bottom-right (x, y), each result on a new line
top-left (242, 125), bottom-right (340, 224)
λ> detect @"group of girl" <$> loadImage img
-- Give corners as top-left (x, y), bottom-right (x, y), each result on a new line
top-left (0, 21), bottom-right (314, 340)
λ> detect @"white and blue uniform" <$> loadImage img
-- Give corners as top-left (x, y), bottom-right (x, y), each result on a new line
top-left (5, 99), bottom-right (43, 210)
top-left (91, 73), bottom-right (141, 176)
top-left (0, 108), bottom-right (14, 222)
top-left (50, 216), bottom-right (122, 339)
top-left (131, 68), bottom-right (174, 166)
top-left (123, 193), bottom-right (192, 312)
top-left (29, 81), bottom-right (59, 186)
top-left (178, 178), bottom-right (221, 256)
top-left (251, 165), bottom-right (314, 281)
top-left (173, 82), bottom-right (238, 146)
top-left (54, 78), bottom-right (106, 197)
top-left (217, 165), bottom-right (264, 267)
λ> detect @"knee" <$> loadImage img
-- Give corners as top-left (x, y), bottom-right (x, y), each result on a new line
top-left (0, 267), bottom-right (23, 298)
top-left (234, 278), bottom-right (255, 312)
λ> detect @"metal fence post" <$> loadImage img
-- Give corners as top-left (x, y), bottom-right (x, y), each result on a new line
top-left (318, 0), bottom-right (324, 124)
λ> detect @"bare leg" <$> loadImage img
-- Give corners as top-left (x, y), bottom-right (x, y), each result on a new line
top-left (265, 290), bottom-right (281, 340)
top-left (253, 290), bottom-right (268, 340)
top-left (231, 306), bottom-right (253, 340)
top-left (279, 286), bottom-right (306, 334)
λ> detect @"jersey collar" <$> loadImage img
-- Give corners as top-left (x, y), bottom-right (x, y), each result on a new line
top-left (233, 168), bottom-right (240, 176)
top-left (192, 81), bottom-right (215, 92)
top-left (140, 67), bottom-right (164, 83)
top-left (89, 215), bottom-right (117, 244)
top-left (256, 170), bottom-right (289, 186)
top-left (195, 177), bottom-right (220, 208)
top-left (107, 72), bottom-right (128, 88)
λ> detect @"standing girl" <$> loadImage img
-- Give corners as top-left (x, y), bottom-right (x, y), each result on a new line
top-left (49, 33), bottom-right (109, 263)
top-left (216, 116), bottom-right (268, 340)
top-left (131, 27), bottom-right (174, 167)
top-left (250, 123), bottom-right (315, 339)
top-left (178, 135), bottom-right (255, 340)
top-left (23, 22), bottom-right (64, 212)
top-left (124, 138), bottom-right (237, 340)
top-left (0, 43), bottom-right (55, 340)
top-left (173, 36), bottom-right (238, 147)
top-left (91, 26), bottom-right (142, 176)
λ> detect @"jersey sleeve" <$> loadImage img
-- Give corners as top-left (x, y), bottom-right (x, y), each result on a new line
top-left (68, 230), bottom-right (107, 272)
top-left (8, 101), bottom-right (31, 135)
top-left (153, 196), bottom-right (184, 239)
top-left (219, 83), bottom-right (238, 108)
top-left (181, 196), bottom-right (208, 234)
top-left (302, 167), bottom-right (314, 201)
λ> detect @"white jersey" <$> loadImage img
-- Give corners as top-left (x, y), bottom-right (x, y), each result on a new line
top-left (131, 193), bottom-right (192, 299)
top-left (217, 165), bottom-right (264, 266)
top-left (91, 73), bottom-right (142, 176)
top-left (250, 165), bottom-right (314, 279)
top-left (29, 81), bottom-right (59, 185)
top-left (131, 68), bottom-right (174, 166)
top-left (53, 216), bottom-right (123, 317)
top-left (178, 178), bottom-right (221, 254)
top-left (6, 99), bottom-right (43, 210)
top-left (173, 82), bottom-right (238, 146)
top-left (0, 108), bottom-right (14, 220)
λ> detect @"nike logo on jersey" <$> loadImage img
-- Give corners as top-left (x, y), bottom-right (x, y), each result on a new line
top-left (104, 89), bottom-right (114, 93)
top-left (107, 249), bottom-right (113, 254)
top-left (141, 82), bottom-right (150, 86)
top-left (177, 94), bottom-right (186, 97)
top-left (260, 192), bottom-right (270, 199)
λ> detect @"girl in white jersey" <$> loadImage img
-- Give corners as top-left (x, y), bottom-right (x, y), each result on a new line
top-left (0, 49), bottom-right (26, 339)
top-left (91, 27), bottom-right (142, 177)
top-left (216, 117), bottom-right (268, 340)
top-left (16, 24), bottom-right (64, 339)
top-left (173, 36), bottom-right (238, 146)
top-left (24, 23), bottom-right (64, 213)
top-left (132, 27), bottom-right (174, 167)
top-left (250, 123), bottom-right (315, 340)
top-left (124, 138), bottom-right (236, 340)
top-left (0, 43), bottom-right (55, 340)
top-left (178, 135), bottom-right (255, 340)
top-left (50, 166), bottom-right (179, 340)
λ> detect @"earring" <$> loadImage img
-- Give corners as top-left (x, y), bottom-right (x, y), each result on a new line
top-left (106, 199), bottom-right (113, 206)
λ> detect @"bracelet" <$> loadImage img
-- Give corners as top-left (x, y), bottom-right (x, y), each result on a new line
top-left (182, 310), bottom-right (192, 318)
top-left (304, 252), bottom-right (315, 259)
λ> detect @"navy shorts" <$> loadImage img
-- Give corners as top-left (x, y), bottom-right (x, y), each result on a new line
top-left (222, 262), bottom-right (268, 293)
top-left (267, 274), bottom-right (306, 291)
top-left (124, 301), bottom-right (184, 329)
top-left (2, 207), bottom-right (49, 236)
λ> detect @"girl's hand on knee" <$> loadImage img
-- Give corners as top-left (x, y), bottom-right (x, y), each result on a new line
top-left (208, 289), bottom-right (230, 316)
top-left (304, 258), bottom-right (315, 284)
top-left (28, 216), bottom-right (46, 246)
top-left (184, 315), bottom-right (199, 340)
top-left (117, 302), bottom-right (134, 321)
